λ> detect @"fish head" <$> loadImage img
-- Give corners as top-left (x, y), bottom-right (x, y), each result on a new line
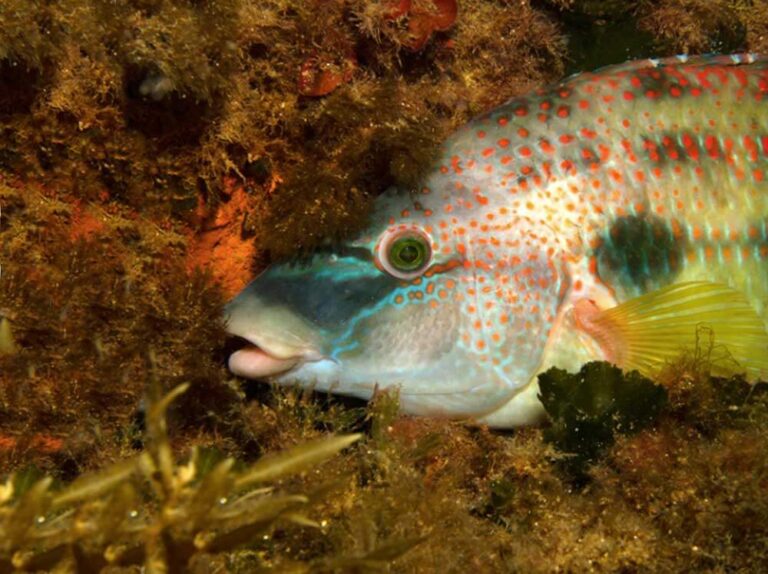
top-left (225, 166), bottom-right (567, 419)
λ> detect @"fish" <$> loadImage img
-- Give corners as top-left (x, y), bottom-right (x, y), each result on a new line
top-left (224, 53), bottom-right (768, 427)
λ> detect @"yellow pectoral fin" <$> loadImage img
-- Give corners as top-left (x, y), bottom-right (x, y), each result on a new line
top-left (575, 282), bottom-right (768, 381)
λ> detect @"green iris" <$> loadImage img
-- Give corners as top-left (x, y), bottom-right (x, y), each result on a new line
top-left (388, 236), bottom-right (429, 272)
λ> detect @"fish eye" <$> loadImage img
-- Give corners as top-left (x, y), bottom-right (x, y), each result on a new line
top-left (378, 229), bottom-right (432, 279)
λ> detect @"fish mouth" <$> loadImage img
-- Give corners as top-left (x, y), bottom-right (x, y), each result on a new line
top-left (226, 333), bottom-right (322, 379)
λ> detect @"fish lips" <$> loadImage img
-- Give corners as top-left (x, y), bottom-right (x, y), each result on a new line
top-left (223, 269), bottom-right (331, 379)
top-left (226, 332), bottom-right (324, 379)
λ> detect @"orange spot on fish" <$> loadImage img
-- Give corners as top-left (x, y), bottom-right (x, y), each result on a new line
top-left (692, 225), bottom-right (703, 240)
top-left (588, 256), bottom-right (598, 276)
top-left (540, 139), bottom-right (554, 153)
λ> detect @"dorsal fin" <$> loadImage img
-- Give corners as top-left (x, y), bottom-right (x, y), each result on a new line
top-left (562, 53), bottom-right (766, 83)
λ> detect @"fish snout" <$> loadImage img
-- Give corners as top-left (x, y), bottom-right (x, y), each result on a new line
top-left (223, 284), bottom-right (325, 379)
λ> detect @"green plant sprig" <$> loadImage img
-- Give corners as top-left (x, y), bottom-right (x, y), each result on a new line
top-left (0, 361), bottom-right (362, 572)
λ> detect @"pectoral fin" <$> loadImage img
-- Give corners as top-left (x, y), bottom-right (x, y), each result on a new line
top-left (574, 282), bottom-right (768, 381)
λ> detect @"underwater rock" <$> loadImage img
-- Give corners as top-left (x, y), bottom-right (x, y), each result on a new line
top-left (298, 52), bottom-right (357, 97)
top-left (297, 14), bottom-right (358, 98)
top-left (402, 0), bottom-right (458, 50)
top-left (186, 180), bottom-right (259, 298)
top-left (3, 1), bottom-right (768, 570)
top-left (637, 0), bottom-right (747, 54)
top-left (544, 0), bottom-right (633, 20)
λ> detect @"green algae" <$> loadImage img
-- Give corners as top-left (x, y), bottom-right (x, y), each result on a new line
top-left (0, 380), bottom-right (375, 572)
top-left (538, 362), bottom-right (667, 482)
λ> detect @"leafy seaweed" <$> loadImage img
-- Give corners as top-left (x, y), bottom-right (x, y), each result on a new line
top-left (0, 370), bottom-right (372, 572)
top-left (538, 362), bottom-right (667, 482)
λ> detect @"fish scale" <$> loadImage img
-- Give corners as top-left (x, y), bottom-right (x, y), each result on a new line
top-left (418, 53), bottom-right (768, 313)
top-left (225, 54), bottom-right (768, 427)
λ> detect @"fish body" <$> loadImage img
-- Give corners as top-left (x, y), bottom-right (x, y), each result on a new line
top-left (225, 54), bottom-right (768, 427)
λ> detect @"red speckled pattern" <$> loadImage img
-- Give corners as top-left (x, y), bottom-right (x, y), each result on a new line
top-left (347, 54), bottom-right (768, 415)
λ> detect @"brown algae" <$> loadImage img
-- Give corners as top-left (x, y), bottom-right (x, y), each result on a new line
top-left (1, 0), bottom-right (768, 571)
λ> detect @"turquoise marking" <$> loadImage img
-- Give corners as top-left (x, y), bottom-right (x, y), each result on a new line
top-left (329, 291), bottom-right (403, 358)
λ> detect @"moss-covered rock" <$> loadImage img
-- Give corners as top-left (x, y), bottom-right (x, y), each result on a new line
top-left (3, 0), bottom-right (768, 571)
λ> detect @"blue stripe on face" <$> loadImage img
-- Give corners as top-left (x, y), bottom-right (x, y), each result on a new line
top-left (329, 289), bottom-right (403, 360)
top-left (246, 253), bottom-right (399, 333)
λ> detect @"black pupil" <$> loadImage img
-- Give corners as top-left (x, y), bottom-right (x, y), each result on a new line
top-left (399, 244), bottom-right (419, 263)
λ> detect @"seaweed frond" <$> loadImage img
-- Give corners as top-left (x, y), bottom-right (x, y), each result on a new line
top-left (0, 363), bottom-right (365, 572)
top-left (538, 361), bottom-right (667, 482)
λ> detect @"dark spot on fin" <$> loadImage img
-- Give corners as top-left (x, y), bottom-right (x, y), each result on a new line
top-left (594, 215), bottom-right (684, 297)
